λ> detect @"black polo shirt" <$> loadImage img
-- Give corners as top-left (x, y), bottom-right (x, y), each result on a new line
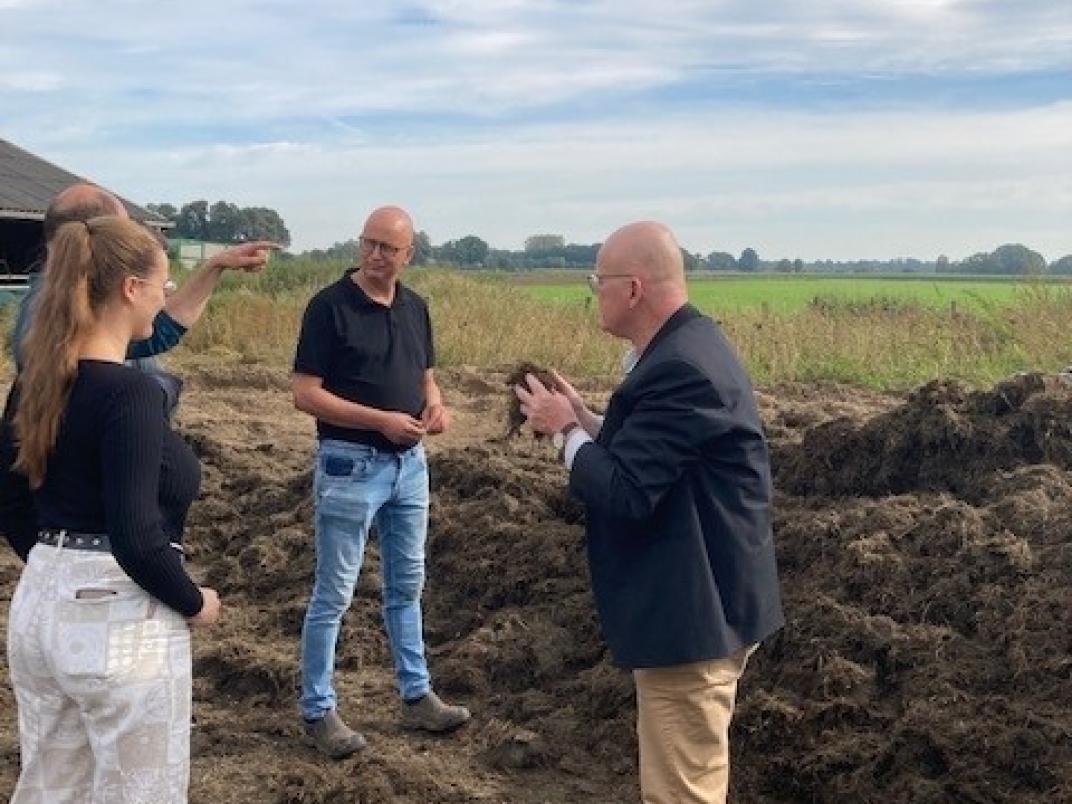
top-left (294, 274), bottom-right (435, 451)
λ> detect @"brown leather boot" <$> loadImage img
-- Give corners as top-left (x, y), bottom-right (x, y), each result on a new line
top-left (401, 691), bottom-right (471, 733)
top-left (304, 710), bottom-right (368, 759)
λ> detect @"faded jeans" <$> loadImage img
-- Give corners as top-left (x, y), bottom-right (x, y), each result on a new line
top-left (7, 543), bottom-right (192, 803)
top-left (300, 439), bottom-right (431, 720)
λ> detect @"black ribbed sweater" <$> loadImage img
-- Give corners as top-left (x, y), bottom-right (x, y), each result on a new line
top-left (0, 360), bottom-right (203, 616)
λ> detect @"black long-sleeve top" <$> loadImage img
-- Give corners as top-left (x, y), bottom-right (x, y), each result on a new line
top-left (0, 360), bottom-right (203, 616)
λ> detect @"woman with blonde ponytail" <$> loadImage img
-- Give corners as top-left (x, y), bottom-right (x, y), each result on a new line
top-left (0, 216), bottom-right (220, 803)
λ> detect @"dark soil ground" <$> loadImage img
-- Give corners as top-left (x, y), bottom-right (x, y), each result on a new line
top-left (2, 367), bottom-right (1071, 803)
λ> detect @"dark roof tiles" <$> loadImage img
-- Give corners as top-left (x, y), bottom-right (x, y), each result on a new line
top-left (0, 138), bottom-right (168, 226)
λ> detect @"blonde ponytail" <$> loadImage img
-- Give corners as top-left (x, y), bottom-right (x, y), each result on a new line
top-left (14, 216), bottom-right (161, 488)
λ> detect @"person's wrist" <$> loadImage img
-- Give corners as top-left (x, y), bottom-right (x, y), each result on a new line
top-left (552, 420), bottom-right (580, 452)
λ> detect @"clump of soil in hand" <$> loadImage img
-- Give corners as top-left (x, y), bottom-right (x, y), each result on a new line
top-left (504, 361), bottom-right (557, 438)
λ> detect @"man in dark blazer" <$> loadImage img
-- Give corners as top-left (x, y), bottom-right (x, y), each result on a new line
top-left (516, 220), bottom-right (783, 804)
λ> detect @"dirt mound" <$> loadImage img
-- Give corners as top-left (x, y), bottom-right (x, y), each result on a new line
top-left (3, 368), bottom-right (1071, 803)
top-left (746, 373), bottom-right (1072, 801)
top-left (775, 373), bottom-right (1072, 498)
top-left (174, 388), bottom-right (637, 802)
top-left (745, 476), bottom-right (1072, 802)
top-left (425, 445), bottom-right (634, 777)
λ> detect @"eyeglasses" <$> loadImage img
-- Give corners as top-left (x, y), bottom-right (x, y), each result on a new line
top-left (359, 236), bottom-right (410, 258)
top-left (586, 273), bottom-right (635, 293)
top-left (132, 276), bottom-right (177, 294)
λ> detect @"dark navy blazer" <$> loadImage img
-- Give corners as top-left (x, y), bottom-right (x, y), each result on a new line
top-left (569, 304), bottom-right (784, 669)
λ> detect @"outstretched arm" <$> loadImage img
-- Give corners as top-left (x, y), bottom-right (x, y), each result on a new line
top-left (164, 241), bottom-right (279, 327)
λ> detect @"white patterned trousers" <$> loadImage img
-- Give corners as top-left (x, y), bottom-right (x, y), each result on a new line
top-left (6, 543), bottom-right (192, 803)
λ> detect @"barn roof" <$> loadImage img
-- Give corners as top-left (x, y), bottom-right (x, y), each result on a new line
top-left (0, 138), bottom-right (170, 227)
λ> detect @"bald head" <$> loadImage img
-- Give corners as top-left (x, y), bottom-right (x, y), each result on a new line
top-left (362, 205), bottom-right (414, 244)
top-left (44, 184), bottom-right (128, 243)
top-left (598, 221), bottom-right (686, 289)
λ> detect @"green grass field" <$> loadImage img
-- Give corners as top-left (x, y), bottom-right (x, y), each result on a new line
top-left (520, 274), bottom-right (1072, 313)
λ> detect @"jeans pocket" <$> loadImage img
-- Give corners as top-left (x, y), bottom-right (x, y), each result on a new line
top-left (320, 448), bottom-right (374, 482)
top-left (323, 455), bottom-right (354, 477)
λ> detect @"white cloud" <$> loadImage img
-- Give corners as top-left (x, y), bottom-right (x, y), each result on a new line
top-left (2, 0), bottom-right (1070, 260)
top-left (2, 1), bottom-right (1070, 125)
top-left (0, 71), bottom-right (62, 92)
top-left (31, 102), bottom-right (1070, 260)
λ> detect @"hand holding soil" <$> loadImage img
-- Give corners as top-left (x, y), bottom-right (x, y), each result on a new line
top-left (549, 369), bottom-right (585, 417)
top-left (504, 362), bottom-right (557, 438)
top-left (512, 371), bottom-right (576, 438)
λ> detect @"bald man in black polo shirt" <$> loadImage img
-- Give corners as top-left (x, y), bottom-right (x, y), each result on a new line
top-left (292, 206), bottom-right (469, 759)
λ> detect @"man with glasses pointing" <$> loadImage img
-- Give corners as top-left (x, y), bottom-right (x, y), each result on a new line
top-left (11, 184), bottom-right (275, 377)
top-left (292, 206), bottom-right (469, 759)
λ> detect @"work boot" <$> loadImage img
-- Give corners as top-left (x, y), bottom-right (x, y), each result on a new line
top-left (304, 710), bottom-right (368, 759)
top-left (401, 690), bottom-right (471, 733)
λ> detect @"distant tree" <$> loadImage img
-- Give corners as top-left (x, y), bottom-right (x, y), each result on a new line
top-left (524, 234), bottom-right (566, 253)
top-left (739, 247), bottom-right (759, 272)
top-left (305, 239), bottom-right (358, 262)
top-left (486, 248), bottom-right (523, 270)
top-left (457, 235), bottom-right (489, 265)
top-left (412, 230), bottom-right (433, 265)
top-left (792, 258), bottom-right (804, 273)
top-left (1050, 255), bottom-right (1072, 275)
top-left (992, 243), bottom-right (1046, 275)
top-left (174, 200), bottom-right (209, 240)
top-left (166, 199), bottom-right (290, 246)
top-left (146, 202), bottom-right (178, 223)
top-left (238, 206), bottom-right (291, 246)
top-left (681, 249), bottom-right (703, 271)
top-left (208, 201), bottom-right (242, 242)
top-left (957, 251), bottom-right (996, 274)
top-left (775, 258), bottom-right (793, 273)
top-left (439, 235), bottom-right (488, 267)
top-left (706, 251), bottom-right (736, 270)
top-left (955, 244), bottom-right (1045, 276)
top-left (562, 243), bottom-right (600, 267)
top-left (936, 254), bottom-right (950, 273)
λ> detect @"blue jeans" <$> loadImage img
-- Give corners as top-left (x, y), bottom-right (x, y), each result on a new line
top-left (300, 439), bottom-right (431, 719)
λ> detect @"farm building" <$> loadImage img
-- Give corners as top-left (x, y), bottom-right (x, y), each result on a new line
top-left (0, 138), bottom-right (170, 284)
top-left (170, 238), bottom-right (230, 270)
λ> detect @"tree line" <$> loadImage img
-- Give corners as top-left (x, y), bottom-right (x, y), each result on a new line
top-left (147, 201), bottom-right (291, 247)
top-left (309, 234), bottom-right (1072, 276)
top-left (148, 203), bottom-right (1071, 276)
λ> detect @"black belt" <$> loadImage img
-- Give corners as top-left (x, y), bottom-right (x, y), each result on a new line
top-left (39, 529), bottom-right (111, 552)
top-left (38, 529), bottom-right (185, 556)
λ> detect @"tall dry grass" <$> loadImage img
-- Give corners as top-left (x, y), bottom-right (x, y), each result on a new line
top-left (727, 283), bottom-right (1072, 388)
top-left (169, 269), bottom-right (623, 377)
top-left (4, 266), bottom-right (1072, 390)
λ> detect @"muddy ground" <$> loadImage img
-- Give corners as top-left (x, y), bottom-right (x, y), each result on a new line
top-left (1, 366), bottom-right (1071, 803)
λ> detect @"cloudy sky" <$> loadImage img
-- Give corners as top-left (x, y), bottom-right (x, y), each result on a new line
top-left (2, 0), bottom-right (1071, 260)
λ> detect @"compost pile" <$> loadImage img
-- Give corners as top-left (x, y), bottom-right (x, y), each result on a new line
top-left (1, 368), bottom-right (1070, 803)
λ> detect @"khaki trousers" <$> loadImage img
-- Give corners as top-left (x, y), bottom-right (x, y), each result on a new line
top-left (7, 544), bottom-right (193, 803)
top-left (633, 645), bottom-right (755, 804)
